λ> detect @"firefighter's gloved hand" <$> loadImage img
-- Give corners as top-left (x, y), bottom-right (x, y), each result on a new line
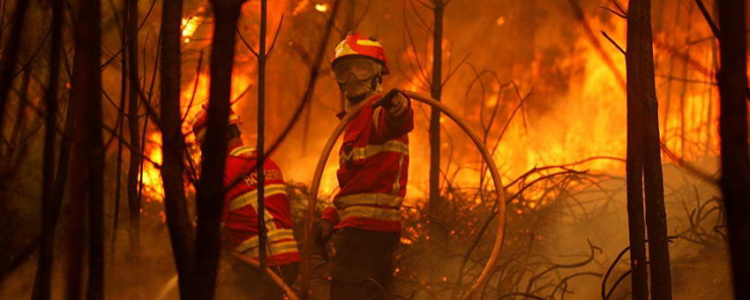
top-left (373, 89), bottom-right (410, 117)
top-left (316, 220), bottom-right (334, 258)
top-left (387, 92), bottom-right (409, 117)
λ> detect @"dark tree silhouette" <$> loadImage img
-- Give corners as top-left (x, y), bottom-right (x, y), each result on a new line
top-left (83, 0), bottom-right (106, 297)
top-left (33, 0), bottom-right (63, 297)
top-left (624, 0), bottom-right (649, 299)
top-left (626, 0), bottom-right (673, 298)
top-left (159, 0), bottom-right (197, 298)
top-left (65, 0), bottom-right (104, 298)
top-left (126, 0), bottom-right (142, 277)
top-left (194, 0), bottom-right (247, 297)
top-left (628, 0), bottom-right (673, 298)
top-left (257, 0), bottom-right (269, 273)
top-left (429, 0), bottom-right (445, 243)
top-left (717, 0), bottom-right (750, 298)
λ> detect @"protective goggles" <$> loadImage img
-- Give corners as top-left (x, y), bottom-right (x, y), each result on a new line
top-left (332, 58), bottom-right (380, 82)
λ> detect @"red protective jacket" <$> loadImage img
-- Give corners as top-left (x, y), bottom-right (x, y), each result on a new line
top-left (222, 145), bottom-right (299, 266)
top-left (322, 93), bottom-right (414, 233)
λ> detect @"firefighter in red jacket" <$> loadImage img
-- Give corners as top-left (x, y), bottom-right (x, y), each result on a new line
top-left (317, 32), bottom-right (414, 299)
top-left (192, 106), bottom-right (299, 299)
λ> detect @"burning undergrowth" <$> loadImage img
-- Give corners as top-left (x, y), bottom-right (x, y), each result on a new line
top-left (279, 157), bottom-right (730, 299)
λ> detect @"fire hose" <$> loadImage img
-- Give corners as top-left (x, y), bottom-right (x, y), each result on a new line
top-left (155, 251), bottom-right (299, 300)
top-left (300, 90), bottom-right (507, 299)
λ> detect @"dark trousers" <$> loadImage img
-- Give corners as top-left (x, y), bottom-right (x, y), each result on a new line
top-left (330, 227), bottom-right (400, 300)
top-left (216, 260), bottom-right (299, 300)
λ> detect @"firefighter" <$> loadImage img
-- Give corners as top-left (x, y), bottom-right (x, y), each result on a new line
top-left (317, 32), bottom-right (414, 299)
top-left (192, 106), bottom-right (299, 299)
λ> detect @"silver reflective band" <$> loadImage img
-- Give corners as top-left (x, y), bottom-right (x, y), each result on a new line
top-left (335, 193), bottom-right (403, 209)
top-left (228, 184), bottom-right (287, 211)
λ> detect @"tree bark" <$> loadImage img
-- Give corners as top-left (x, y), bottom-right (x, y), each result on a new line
top-left (624, 0), bottom-right (648, 298)
top-left (33, 0), bottom-right (63, 297)
top-left (629, 0), bottom-right (673, 298)
top-left (126, 0), bottom-right (142, 282)
top-left (195, 0), bottom-right (246, 297)
top-left (82, 0), bottom-right (105, 297)
top-left (257, 0), bottom-right (268, 272)
top-left (66, 0), bottom-right (104, 297)
top-left (717, 0), bottom-right (750, 298)
top-left (627, 0), bottom-right (673, 298)
top-left (160, 0), bottom-right (196, 298)
top-left (429, 0), bottom-right (444, 244)
top-left (0, 0), bottom-right (30, 128)
top-left (110, 0), bottom-right (129, 271)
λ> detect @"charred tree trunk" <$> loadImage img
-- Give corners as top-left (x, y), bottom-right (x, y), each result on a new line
top-left (195, 0), bottom-right (246, 297)
top-left (624, 0), bottom-right (648, 298)
top-left (33, 0), bottom-right (63, 297)
top-left (126, 0), bottom-right (142, 279)
top-left (59, 33), bottom-right (83, 300)
top-left (66, 0), bottom-right (104, 297)
top-left (160, 0), bottom-right (197, 297)
top-left (110, 0), bottom-right (128, 268)
top-left (65, 155), bottom-right (85, 299)
top-left (54, 30), bottom-right (79, 300)
top-left (257, 0), bottom-right (268, 272)
top-left (629, 0), bottom-right (673, 298)
top-left (0, 0), bottom-right (30, 128)
top-left (429, 0), bottom-right (444, 245)
top-left (717, 0), bottom-right (750, 298)
top-left (627, 0), bottom-right (673, 298)
top-left (82, 0), bottom-right (105, 297)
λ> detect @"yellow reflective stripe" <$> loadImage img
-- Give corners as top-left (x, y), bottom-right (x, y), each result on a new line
top-left (229, 184), bottom-right (287, 232)
top-left (228, 184), bottom-right (287, 211)
top-left (335, 193), bottom-right (403, 208)
top-left (355, 39), bottom-right (383, 47)
top-left (229, 146), bottom-right (256, 157)
top-left (234, 229), bottom-right (296, 253)
top-left (392, 152), bottom-right (405, 194)
top-left (350, 140), bottom-right (408, 161)
top-left (338, 205), bottom-right (400, 222)
top-left (335, 42), bottom-right (358, 57)
top-left (238, 239), bottom-right (299, 257)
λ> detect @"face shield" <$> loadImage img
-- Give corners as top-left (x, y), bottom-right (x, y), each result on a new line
top-left (333, 57), bottom-right (381, 83)
top-left (332, 57), bottom-right (382, 102)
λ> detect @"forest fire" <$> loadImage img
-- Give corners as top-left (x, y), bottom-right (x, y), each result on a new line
top-left (315, 4), bottom-right (329, 12)
top-left (1, 0), bottom-right (748, 299)
top-left (181, 16), bottom-right (203, 43)
top-left (141, 132), bottom-right (165, 202)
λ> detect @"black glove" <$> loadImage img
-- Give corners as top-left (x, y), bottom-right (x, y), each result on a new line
top-left (372, 89), bottom-right (409, 117)
top-left (371, 88), bottom-right (403, 109)
top-left (315, 220), bottom-right (334, 259)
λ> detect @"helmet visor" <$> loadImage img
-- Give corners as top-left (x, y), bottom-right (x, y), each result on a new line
top-left (333, 58), bottom-right (380, 82)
